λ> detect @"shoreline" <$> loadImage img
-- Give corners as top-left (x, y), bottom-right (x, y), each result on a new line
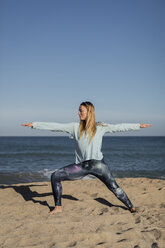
top-left (0, 177), bottom-right (165, 248)
top-left (0, 174), bottom-right (165, 187)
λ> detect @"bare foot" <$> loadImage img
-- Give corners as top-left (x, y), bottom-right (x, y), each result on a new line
top-left (49, 206), bottom-right (62, 215)
top-left (129, 207), bottom-right (144, 214)
top-left (130, 207), bottom-right (137, 213)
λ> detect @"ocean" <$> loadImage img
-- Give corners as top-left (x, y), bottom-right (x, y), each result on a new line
top-left (0, 136), bottom-right (165, 184)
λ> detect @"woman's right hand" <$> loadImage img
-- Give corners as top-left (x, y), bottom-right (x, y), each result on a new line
top-left (21, 122), bottom-right (33, 127)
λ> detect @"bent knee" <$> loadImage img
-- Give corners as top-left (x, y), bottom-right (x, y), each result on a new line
top-left (51, 170), bottom-right (60, 182)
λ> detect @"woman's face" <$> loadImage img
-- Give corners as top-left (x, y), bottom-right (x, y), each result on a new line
top-left (78, 105), bottom-right (88, 121)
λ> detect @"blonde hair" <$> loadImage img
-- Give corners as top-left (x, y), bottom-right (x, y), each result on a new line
top-left (79, 101), bottom-right (97, 144)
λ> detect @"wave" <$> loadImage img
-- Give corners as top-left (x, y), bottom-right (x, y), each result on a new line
top-left (1, 168), bottom-right (164, 185)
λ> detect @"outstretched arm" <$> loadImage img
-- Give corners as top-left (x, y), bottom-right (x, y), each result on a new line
top-left (103, 123), bottom-right (152, 133)
top-left (21, 122), bottom-right (75, 135)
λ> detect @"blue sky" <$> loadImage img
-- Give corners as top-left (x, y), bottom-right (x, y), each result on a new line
top-left (1, 0), bottom-right (165, 136)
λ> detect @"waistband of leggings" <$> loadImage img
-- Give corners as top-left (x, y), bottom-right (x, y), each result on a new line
top-left (81, 158), bottom-right (104, 164)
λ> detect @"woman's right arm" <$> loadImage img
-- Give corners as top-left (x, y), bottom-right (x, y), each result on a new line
top-left (21, 122), bottom-right (75, 135)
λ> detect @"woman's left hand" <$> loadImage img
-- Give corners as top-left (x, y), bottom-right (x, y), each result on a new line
top-left (140, 124), bottom-right (152, 128)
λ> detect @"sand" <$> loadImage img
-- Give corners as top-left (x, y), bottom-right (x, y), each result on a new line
top-left (0, 177), bottom-right (165, 248)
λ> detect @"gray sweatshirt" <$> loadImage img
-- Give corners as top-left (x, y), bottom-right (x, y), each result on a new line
top-left (32, 122), bottom-right (140, 164)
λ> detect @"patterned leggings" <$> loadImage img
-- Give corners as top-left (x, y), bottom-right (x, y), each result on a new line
top-left (51, 159), bottom-right (133, 209)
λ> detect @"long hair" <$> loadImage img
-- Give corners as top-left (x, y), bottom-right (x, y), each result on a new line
top-left (79, 101), bottom-right (97, 144)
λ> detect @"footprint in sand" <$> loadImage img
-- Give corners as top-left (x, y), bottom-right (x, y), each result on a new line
top-left (141, 229), bottom-right (161, 240)
top-left (67, 241), bottom-right (77, 247)
top-left (160, 203), bottom-right (165, 208)
top-left (71, 217), bottom-right (81, 222)
top-left (111, 208), bottom-right (120, 215)
top-left (117, 238), bottom-right (127, 242)
top-left (96, 241), bottom-right (105, 246)
top-left (96, 225), bottom-right (105, 233)
top-left (142, 187), bottom-right (147, 194)
top-left (50, 242), bottom-right (56, 247)
top-left (99, 207), bottom-right (109, 215)
top-left (152, 229), bottom-right (161, 240)
top-left (122, 227), bottom-right (134, 232)
top-left (90, 193), bottom-right (98, 197)
top-left (151, 243), bottom-right (159, 248)
top-left (135, 216), bottom-right (141, 224)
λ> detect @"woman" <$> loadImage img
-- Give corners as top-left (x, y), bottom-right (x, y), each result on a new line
top-left (22, 101), bottom-right (151, 214)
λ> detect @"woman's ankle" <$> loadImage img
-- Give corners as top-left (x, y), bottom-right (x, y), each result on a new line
top-left (55, 205), bottom-right (62, 208)
top-left (129, 207), bottom-right (136, 213)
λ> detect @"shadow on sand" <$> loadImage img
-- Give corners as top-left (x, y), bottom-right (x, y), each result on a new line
top-left (0, 184), bottom-right (128, 212)
top-left (94, 197), bottom-right (128, 211)
top-left (0, 184), bottom-right (79, 211)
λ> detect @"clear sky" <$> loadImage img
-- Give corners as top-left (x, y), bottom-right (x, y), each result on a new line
top-left (1, 0), bottom-right (165, 136)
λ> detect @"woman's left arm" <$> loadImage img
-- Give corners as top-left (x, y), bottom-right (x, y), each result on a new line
top-left (103, 123), bottom-right (152, 133)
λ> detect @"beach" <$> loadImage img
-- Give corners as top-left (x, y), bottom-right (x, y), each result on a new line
top-left (0, 177), bottom-right (165, 248)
